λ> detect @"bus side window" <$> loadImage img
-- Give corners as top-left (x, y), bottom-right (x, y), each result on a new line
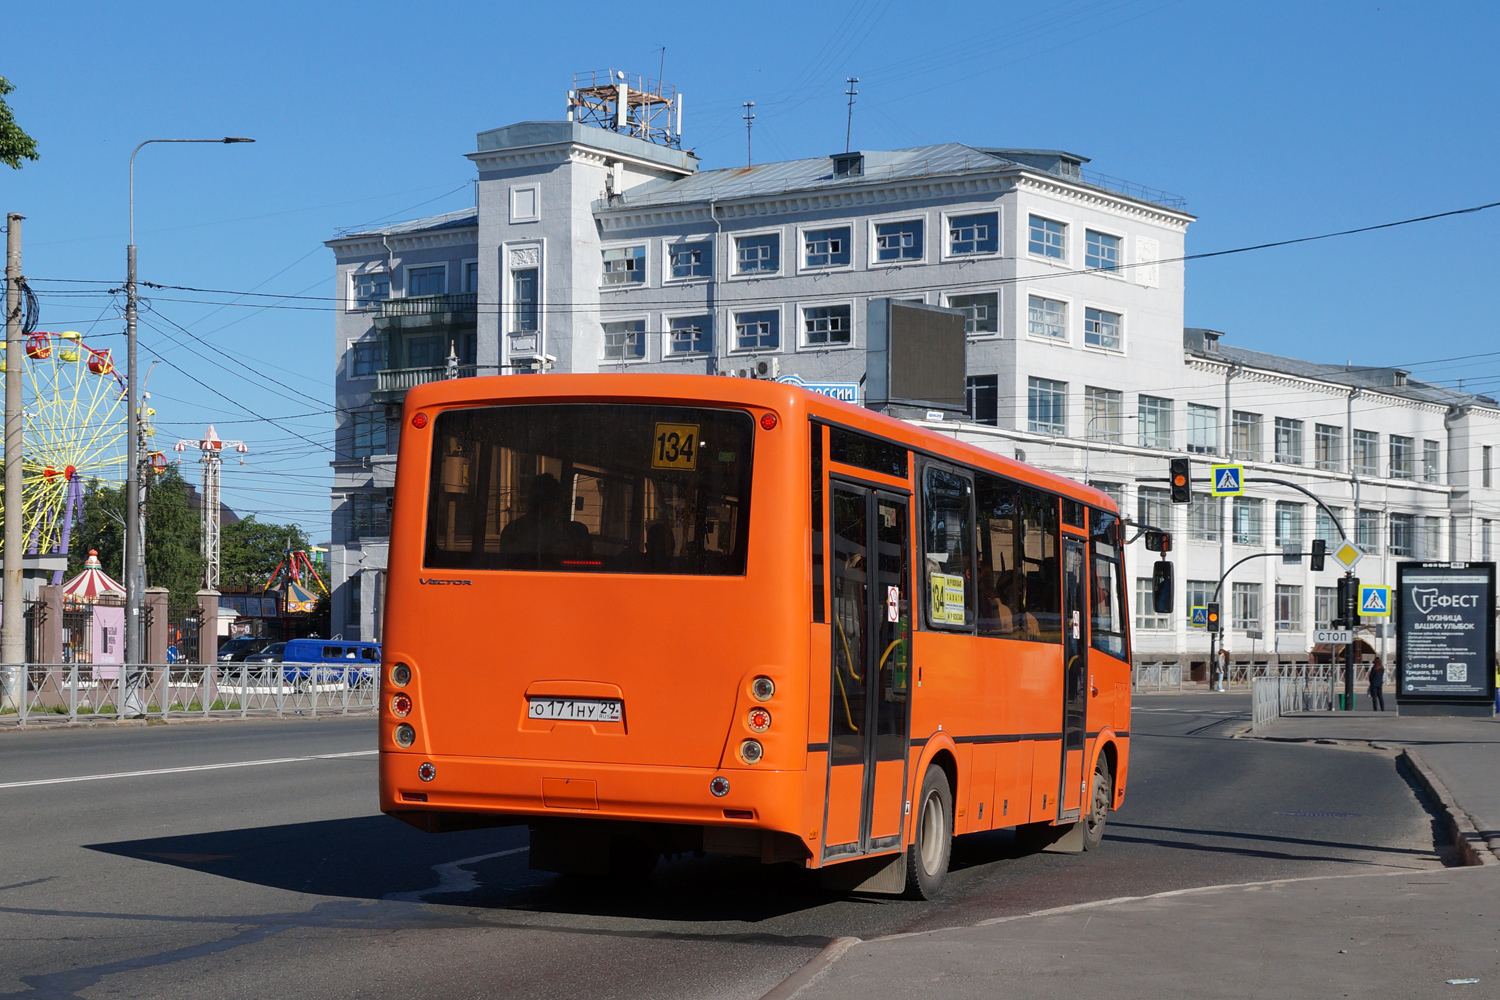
top-left (976, 473), bottom-right (1024, 638)
top-left (1017, 487), bottom-right (1063, 643)
top-left (1090, 510), bottom-right (1128, 659)
top-left (923, 466), bottom-right (973, 629)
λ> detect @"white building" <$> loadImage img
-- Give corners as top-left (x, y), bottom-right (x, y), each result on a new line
top-left (325, 105), bottom-right (1500, 667)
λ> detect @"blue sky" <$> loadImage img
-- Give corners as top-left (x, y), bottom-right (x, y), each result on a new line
top-left (3, 0), bottom-right (1497, 537)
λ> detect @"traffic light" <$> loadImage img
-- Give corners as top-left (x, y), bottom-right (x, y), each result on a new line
top-left (1309, 538), bottom-right (1326, 572)
top-left (1205, 602), bottom-right (1220, 633)
top-left (1337, 575), bottom-right (1360, 624)
top-left (1169, 458), bottom-right (1191, 504)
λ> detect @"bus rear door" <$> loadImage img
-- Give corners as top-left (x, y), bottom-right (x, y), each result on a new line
top-left (824, 483), bottom-right (912, 862)
top-left (1058, 535), bottom-right (1089, 821)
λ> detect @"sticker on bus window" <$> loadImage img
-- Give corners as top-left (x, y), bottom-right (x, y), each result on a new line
top-left (652, 423), bottom-right (700, 470)
top-left (929, 573), bottom-right (966, 625)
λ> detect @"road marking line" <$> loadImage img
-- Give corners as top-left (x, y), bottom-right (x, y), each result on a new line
top-left (0, 750), bottom-right (377, 790)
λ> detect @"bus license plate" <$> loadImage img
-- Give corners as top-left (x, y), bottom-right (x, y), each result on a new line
top-left (528, 698), bottom-right (623, 723)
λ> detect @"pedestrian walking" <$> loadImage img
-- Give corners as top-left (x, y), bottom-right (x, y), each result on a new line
top-left (1368, 656), bottom-right (1386, 712)
top-left (1215, 647), bottom-right (1229, 693)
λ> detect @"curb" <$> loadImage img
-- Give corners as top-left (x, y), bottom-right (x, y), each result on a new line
top-left (758, 936), bottom-right (859, 1000)
top-left (1400, 748), bottom-right (1498, 867)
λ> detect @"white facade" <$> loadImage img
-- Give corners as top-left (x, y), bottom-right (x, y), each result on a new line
top-left (325, 117), bottom-right (1500, 661)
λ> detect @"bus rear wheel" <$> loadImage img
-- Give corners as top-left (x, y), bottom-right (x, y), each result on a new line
top-left (904, 766), bottom-right (953, 899)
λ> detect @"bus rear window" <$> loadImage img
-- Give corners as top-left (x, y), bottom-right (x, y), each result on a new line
top-left (425, 404), bottom-right (754, 575)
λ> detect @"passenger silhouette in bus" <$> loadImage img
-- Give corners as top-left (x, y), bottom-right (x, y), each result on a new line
top-left (499, 473), bottom-right (574, 567)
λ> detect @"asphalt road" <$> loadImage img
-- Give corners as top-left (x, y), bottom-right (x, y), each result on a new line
top-left (0, 694), bottom-right (1449, 1000)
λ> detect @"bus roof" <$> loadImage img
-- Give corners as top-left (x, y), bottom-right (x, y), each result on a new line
top-left (403, 374), bottom-right (1118, 515)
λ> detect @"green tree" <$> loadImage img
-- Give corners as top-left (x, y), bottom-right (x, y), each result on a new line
top-left (66, 479), bottom-right (127, 582)
top-left (221, 516), bottom-right (311, 590)
top-left (142, 467), bottom-right (204, 612)
top-left (0, 76), bottom-right (38, 170)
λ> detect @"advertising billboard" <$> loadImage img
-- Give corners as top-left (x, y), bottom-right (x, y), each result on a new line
top-left (1395, 562), bottom-right (1496, 716)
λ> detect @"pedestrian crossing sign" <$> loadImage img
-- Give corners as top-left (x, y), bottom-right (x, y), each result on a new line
top-left (1360, 585), bottom-right (1391, 617)
top-left (1190, 605), bottom-right (1208, 628)
top-left (1210, 464), bottom-right (1244, 496)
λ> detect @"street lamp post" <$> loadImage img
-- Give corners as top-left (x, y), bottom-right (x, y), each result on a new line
top-left (124, 138), bottom-right (253, 691)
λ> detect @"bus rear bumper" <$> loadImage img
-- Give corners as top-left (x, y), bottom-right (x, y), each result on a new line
top-left (379, 750), bottom-right (808, 838)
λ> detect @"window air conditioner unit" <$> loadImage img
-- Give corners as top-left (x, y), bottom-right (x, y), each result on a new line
top-left (737, 356), bottom-right (779, 379)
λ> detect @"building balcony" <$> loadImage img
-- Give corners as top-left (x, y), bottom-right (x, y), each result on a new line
top-left (374, 293), bottom-right (477, 331)
top-left (373, 364), bottom-right (479, 403)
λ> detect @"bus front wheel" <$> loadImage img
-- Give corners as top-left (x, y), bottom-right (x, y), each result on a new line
top-left (1082, 759), bottom-right (1112, 852)
top-left (904, 766), bottom-right (953, 899)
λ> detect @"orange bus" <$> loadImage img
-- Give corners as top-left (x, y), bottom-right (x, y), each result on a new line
top-left (380, 374), bottom-right (1136, 897)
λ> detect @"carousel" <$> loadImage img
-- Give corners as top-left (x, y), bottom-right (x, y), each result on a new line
top-left (62, 549), bottom-right (125, 605)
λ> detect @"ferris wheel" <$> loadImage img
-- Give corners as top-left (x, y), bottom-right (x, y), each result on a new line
top-left (2, 331), bottom-right (130, 561)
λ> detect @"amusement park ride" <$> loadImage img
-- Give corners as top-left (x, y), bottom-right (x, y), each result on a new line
top-left (0, 330), bottom-right (136, 583)
top-left (263, 543), bottom-right (328, 614)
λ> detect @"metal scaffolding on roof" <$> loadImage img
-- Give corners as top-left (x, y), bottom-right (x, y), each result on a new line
top-left (568, 70), bottom-right (682, 148)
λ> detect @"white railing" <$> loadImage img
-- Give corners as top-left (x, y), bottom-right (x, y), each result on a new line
top-left (0, 663), bottom-right (379, 726)
top-left (1251, 672), bottom-right (1338, 730)
top-left (1132, 662), bottom-right (1184, 691)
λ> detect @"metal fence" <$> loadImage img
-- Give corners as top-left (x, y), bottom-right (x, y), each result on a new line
top-left (0, 663), bottom-right (379, 726)
top-left (1251, 670), bottom-right (1339, 730)
top-left (1132, 662), bottom-right (1184, 691)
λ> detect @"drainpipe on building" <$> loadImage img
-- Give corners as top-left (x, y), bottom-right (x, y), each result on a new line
top-left (708, 198), bottom-right (722, 375)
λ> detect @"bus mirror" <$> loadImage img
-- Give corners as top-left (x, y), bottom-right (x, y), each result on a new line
top-left (1151, 560), bottom-right (1173, 615)
top-left (1143, 529), bottom-right (1171, 553)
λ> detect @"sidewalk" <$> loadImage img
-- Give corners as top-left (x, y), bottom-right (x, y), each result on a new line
top-left (791, 866), bottom-right (1500, 999)
top-left (1252, 712), bottom-right (1500, 864)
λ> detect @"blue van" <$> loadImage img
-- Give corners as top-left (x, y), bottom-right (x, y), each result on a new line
top-left (281, 639), bottom-right (381, 687)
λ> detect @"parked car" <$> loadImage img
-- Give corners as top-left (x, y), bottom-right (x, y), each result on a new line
top-left (217, 636), bottom-right (272, 662)
top-left (281, 639), bottom-right (381, 687)
top-left (243, 641), bottom-right (286, 664)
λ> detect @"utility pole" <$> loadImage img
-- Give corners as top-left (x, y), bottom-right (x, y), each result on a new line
top-left (742, 102), bottom-right (755, 167)
top-left (2, 215), bottom-right (23, 710)
top-left (844, 77), bottom-right (859, 153)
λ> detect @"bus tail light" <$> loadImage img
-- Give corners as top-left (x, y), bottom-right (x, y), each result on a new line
top-left (391, 693), bottom-right (412, 717)
top-left (747, 707), bottom-right (771, 733)
top-left (418, 762), bottom-right (436, 782)
top-left (394, 723), bottom-right (416, 748)
top-left (411, 412), bottom-right (428, 429)
top-left (710, 776), bottom-right (730, 797)
top-left (739, 739), bottom-right (763, 764)
top-left (751, 676), bottom-right (774, 701)
top-left (391, 663), bottom-right (411, 687)
top-left (760, 413), bottom-right (778, 431)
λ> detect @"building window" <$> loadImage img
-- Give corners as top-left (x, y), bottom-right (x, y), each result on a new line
top-left (948, 212), bottom-right (998, 255)
top-left (1390, 435), bottom-right (1415, 479)
top-left (966, 375), bottom-right (998, 426)
top-left (1028, 377), bottom-right (1066, 435)
top-left (602, 319), bottom-right (646, 360)
top-left (1027, 295), bottom-right (1066, 340)
top-left (803, 227), bottom-right (850, 268)
top-left (1231, 411), bottom-right (1262, 462)
top-left (1315, 424), bottom-right (1342, 471)
top-left (1189, 494), bottom-right (1221, 542)
top-left (1274, 417), bottom-right (1304, 465)
top-left (1187, 580), bottom-right (1216, 619)
top-left (874, 219), bottom-right (923, 262)
top-left (1232, 497), bottom-right (1263, 546)
top-left (602, 245), bottom-right (647, 286)
top-left (464, 260), bottom-right (478, 293)
top-left (512, 268), bottom-right (539, 332)
top-left (1187, 404), bottom-right (1219, 455)
top-left (1138, 396), bottom-right (1172, 450)
top-left (1083, 307), bottom-right (1121, 351)
top-left (1085, 230), bottom-right (1121, 272)
top-left (1275, 585), bottom-right (1303, 632)
top-left (735, 233), bottom-right (780, 274)
top-left (668, 315), bottom-right (713, 355)
top-left (1352, 430), bottom-right (1378, 477)
top-left (1137, 487), bottom-right (1170, 532)
top-left (1423, 440), bottom-right (1441, 483)
top-left (949, 292), bottom-right (998, 336)
top-left (1028, 215), bottom-right (1066, 259)
top-left (347, 340), bottom-right (381, 378)
top-left (350, 493), bottom-right (390, 538)
top-left (1135, 578), bottom-right (1170, 630)
top-left (803, 304), bottom-right (852, 346)
top-left (1090, 481), bottom-right (1125, 509)
top-left (1315, 507), bottom-right (1344, 546)
top-left (1232, 582), bottom-right (1262, 632)
top-left (348, 572), bottom-right (361, 626)
top-left (352, 271), bottom-right (389, 308)
top-left (1421, 516), bottom-right (1442, 559)
top-left (1484, 520), bottom-right (1493, 559)
top-left (735, 310), bottom-right (779, 351)
top-left (1389, 512), bottom-right (1416, 557)
top-left (406, 334), bottom-right (444, 369)
top-left (1356, 509), bottom-right (1380, 553)
top-left (670, 241), bottom-right (712, 279)
top-left (1485, 446), bottom-right (1493, 488)
top-left (349, 412), bottom-right (387, 460)
top-left (1315, 586), bottom-right (1338, 629)
top-left (1084, 386), bottom-right (1123, 442)
top-left (406, 265), bottom-right (446, 297)
top-left (1275, 501), bottom-right (1304, 548)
